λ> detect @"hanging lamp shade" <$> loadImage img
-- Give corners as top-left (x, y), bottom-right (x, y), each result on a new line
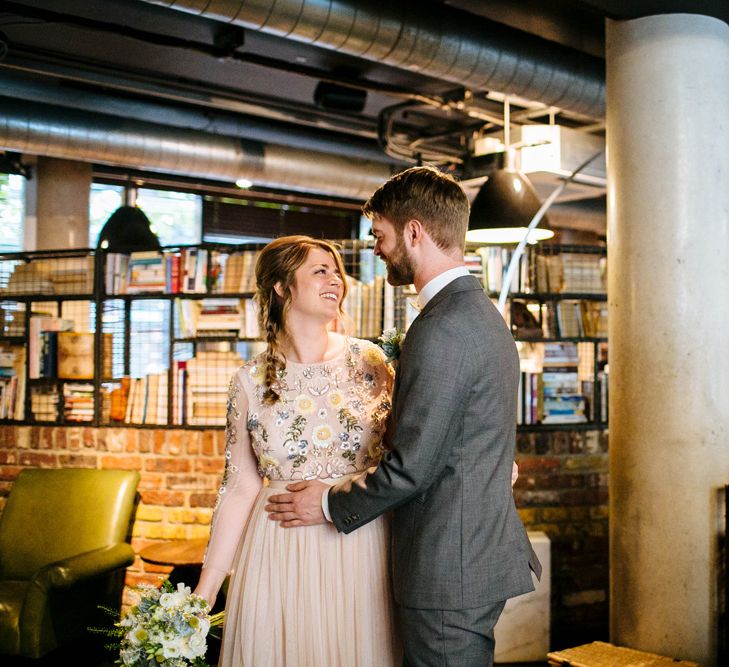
top-left (466, 169), bottom-right (554, 244)
top-left (96, 205), bottom-right (161, 252)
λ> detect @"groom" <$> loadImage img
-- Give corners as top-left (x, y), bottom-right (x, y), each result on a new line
top-left (266, 166), bottom-right (541, 665)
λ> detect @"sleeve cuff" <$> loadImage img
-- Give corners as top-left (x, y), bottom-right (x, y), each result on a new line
top-left (321, 487), bottom-right (332, 522)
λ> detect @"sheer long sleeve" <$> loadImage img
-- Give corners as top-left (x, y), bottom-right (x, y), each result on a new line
top-left (195, 371), bottom-right (262, 604)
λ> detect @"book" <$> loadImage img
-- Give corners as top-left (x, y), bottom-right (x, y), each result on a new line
top-left (57, 332), bottom-right (95, 379)
top-left (28, 314), bottom-right (74, 379)
top-left (109, 377), bottom-right (130, 422)
top-left (39, 331), bottom-right (58, 377)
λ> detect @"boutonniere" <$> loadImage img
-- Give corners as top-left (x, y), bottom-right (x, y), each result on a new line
top-left (376, 328), bottom-right (405, 365)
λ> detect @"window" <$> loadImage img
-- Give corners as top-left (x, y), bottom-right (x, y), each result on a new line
top-left (89, 184), bottom-right (202, 249)
top-left (202, 196), bottom-right (355, 243)
top-left (0, 174), bottom-right (25, 252)
top-left (89, 183), bottom-right (124, 248)
top-left (136, 188), bottom-right (201, 247)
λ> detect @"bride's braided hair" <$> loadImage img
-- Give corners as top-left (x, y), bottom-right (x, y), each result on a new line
top-left (254, 235), bottom-right (348, 405)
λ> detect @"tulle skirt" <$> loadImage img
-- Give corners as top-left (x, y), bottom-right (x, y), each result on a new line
top-left (219, 478), bottom-right (402, 667)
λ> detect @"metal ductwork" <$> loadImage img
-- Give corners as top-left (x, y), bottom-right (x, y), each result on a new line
top-left (0, 98), bottom-right (391, 199)
top-left (140, 0), bottom-right (605, 119)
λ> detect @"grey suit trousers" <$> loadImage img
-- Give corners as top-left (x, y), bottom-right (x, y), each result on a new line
top-left (398, 600), bottom-right (506, 667)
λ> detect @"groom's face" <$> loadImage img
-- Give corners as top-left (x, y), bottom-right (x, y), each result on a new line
top-left (371, 215), bottom-right (415, 286)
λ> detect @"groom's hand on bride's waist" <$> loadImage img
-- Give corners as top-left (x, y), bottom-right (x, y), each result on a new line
top-left (265, 480), bottom-right (328, 527)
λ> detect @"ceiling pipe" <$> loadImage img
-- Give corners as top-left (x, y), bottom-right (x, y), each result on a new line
top-left (0, 98), bottom-right (391, 200)
top-left (138, 0), bottom-right (605, 119)
top-left (0, 69), bottom-right (391, 164)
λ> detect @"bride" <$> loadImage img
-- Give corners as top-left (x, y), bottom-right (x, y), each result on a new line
top-left (194, 235), bottom-right (402, 666)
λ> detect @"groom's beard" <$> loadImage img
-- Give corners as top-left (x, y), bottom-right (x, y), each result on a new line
top-left (384, 237), bottom-right (415, 286)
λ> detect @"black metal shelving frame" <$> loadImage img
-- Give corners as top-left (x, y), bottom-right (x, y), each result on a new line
top-left (0, 242), bottom-right (608, 431)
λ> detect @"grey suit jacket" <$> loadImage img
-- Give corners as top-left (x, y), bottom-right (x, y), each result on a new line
top-left (329, 274), bottom-right (541, 610)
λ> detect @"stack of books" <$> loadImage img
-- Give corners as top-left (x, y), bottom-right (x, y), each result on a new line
top-left (540, 342), bottom-right (587, 424)
top-left (553, 299), bottom-right (608, 338)
top-left (343, 275), bottom-right (385, 339)
top-left (63, 383), bottom-right (95, 422)
top-left (580, 300), bottom-right (608, 338)
top-left (104, 253), bottom-right (130, 294)
top-left (560, 253), bottom-right (606, 293)
top-left (176, 298), bottom-right (258, 338)
top-left (0, 346), bottom-right (25, 420)
top-left (464, 251), bottom-right (485, 281)
top-left (215, 250), bottom-right (258, 294)
top-left (3, 261), bottom-right (54, 295)
top-left (184, 350), bottom-right (243, 426)
top-left (477, 246), bottom-right (528, 293)
top-left (555, 300), bottom-right (583, 337)
top-left (193, 299), bottom-right (243, 337)
top-left (535, 252), bottom-right (605, 294)
top-left (28, 314), bottom-right (74, 379)
top-left (125, 251), bottom-right (167, 294)
top-left (178, 248), bottom-right (208, 293)
top-left (48, 257), bottom-right (95, 294)
top-left (517, 371), bottom-right (540, 425)
top-left (105, 248), bottom-right (210, 294)
top-left (2, 256), bottom-right (92, 295)
top-left (517, 342), bottom-right (542, 425)
top-left (125, 372), bottom-right (169, 425)
top-left (31, 386), bottom-right (59, 422)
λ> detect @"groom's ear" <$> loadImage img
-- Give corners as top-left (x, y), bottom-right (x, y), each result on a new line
top-left (405, 219), bottom-right (424, 246)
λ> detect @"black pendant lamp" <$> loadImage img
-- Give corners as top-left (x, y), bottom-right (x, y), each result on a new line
top-left (467, 96), bottom-right (554, 245)
top-left (466, 168), bottom-right (554, 244)
top-left (96, 205), bottom-right (161, 252)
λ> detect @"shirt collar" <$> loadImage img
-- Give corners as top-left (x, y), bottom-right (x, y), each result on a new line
top-left (417, 266), bottom-right (470, 309)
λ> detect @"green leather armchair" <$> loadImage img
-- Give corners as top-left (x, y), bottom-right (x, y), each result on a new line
top-left (0, 467), bottom-right (139, 659)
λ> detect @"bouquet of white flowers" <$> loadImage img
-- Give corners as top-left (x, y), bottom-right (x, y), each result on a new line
top-left (95, 579), bottom-right (224, 667)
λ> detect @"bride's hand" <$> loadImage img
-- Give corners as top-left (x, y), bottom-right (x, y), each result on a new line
top-left (511, 461), bottom-right (519, 487)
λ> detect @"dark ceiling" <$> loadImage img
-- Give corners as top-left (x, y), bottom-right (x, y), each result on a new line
top-left (0, 0), bottom-right (723, 207)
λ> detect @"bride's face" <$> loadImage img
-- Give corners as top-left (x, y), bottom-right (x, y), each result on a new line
top-left (287, 247), bottom-right (344, 322)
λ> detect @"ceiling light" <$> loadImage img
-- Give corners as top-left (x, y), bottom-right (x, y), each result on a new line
top-left (235, 178), bottom-right (253, 189)
top-left (466, 169), bottom-right (554, 244)
top-left (96, 205), bottom-right (161, 252)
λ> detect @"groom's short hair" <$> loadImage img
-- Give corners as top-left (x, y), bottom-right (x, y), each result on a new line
top-left (362, 166), bottom-right (469, 253)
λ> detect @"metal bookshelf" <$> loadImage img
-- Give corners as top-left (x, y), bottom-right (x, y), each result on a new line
top-left (0, 241), bottom-right (607, 431)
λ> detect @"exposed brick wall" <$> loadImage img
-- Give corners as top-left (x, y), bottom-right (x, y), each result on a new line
top-left (514, 429), bottom-right (610, 650)
top-left (0, 424), bottom-right (609, 647)
top-left (0, 425), bottom-right (225, 606)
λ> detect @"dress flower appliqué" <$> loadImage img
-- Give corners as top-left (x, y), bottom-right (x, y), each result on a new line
top-left (312, 424), bottom-right (334, 448)
top-left (295, 394), bottom-right (315, 415)
top-left (327, 390), bottom-right (344, 408)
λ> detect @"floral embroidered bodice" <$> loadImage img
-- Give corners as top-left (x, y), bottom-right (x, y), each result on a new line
top-left (202, 337), bottom-right (393, 574)
top-left (235, 338), bottom-right (393, 481)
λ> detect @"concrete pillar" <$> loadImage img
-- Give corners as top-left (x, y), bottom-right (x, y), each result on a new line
top-left (34, 157), bottom-right (91, 250)
top-left (606, 15), bottom-right (729, 665)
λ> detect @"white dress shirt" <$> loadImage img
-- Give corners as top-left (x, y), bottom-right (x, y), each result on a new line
top-left (321, 265), bottom-right (470, 521)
